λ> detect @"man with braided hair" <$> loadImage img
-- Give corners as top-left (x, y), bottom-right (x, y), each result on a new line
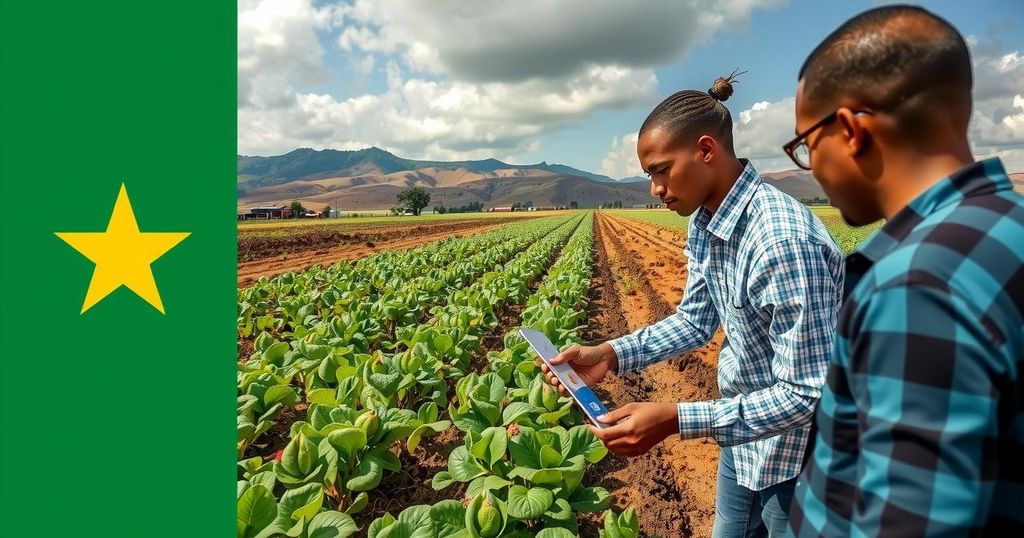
top-left (539, 73), bottom-right (845, 537)
top-left (787, 5), bottom-right (1024, 536)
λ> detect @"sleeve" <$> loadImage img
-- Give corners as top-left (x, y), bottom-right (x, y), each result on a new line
top-left (847, 283), bottom-right (1006, 536)
top-left (675, 238), bottom-right (841, 444)
top-left (608, 240), bottom-right (719, 374)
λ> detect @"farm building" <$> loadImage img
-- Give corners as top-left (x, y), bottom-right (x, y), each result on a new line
top-left (238, 205), bottom-right (291, 220)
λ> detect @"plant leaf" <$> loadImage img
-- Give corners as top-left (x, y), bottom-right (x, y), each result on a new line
top-left (237, 484), bottom-right (276, 538)
top-left (506, 485), bottom-right (554, 520)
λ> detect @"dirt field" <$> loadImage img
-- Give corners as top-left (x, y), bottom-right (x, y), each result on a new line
top-left (585, 211), bottom-right (722, 537)
top-left (236, 210), bottom-right (724, 536)
top-left (237, 218), bottom-right (524, 287)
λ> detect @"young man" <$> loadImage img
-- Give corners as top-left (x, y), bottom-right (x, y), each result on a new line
top-left (787, 6), bottom-right (1024, 536)
top-left (540, 75), bottom-right (845, 537)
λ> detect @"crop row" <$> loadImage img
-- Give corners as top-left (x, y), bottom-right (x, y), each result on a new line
top-left (237, 215), bottom-right (597, 537)
top-left (368, 213), bottom-right (640, 538)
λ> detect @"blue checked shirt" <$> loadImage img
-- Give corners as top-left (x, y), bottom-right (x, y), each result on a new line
top-left (790, 158), bottom-right (1024, 536)
top-left (609, 160), bottom-right (845, 491)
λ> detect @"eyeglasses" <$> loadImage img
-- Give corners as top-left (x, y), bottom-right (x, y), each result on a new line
top-left (782, 109), bottom-right (873, 170)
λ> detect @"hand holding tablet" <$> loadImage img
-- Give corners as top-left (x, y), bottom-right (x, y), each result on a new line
top-left (520, 328), bottom-right (613, 429)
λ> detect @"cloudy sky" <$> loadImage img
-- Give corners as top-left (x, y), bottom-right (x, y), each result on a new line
top-left (239, 0), bottom-right (1024, 177)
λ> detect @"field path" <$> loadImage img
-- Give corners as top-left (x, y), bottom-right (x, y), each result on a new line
top-left (585, 211), bottom-right (723, 537)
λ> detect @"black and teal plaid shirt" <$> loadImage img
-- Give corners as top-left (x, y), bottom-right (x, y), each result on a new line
top-left (790, 158), bottom-right (1024, 536)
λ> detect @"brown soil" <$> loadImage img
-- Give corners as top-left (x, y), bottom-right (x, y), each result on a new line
top-left (237, 219), bottom-right (516, 288)
top-left (582, 211), bottom-right (724, 538)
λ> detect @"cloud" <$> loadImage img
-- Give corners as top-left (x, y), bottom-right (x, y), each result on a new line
top-left (600, 132), bottom-right (643, 179)
top-left (238, 0), bottom-right (785, 159)
top-left (336, 0), bottom-right (785, 83)
top-left (239, 61), bottom-right (657, 159)
top-left (733, 97), bottom-right (798, 172)
top-left (728, 38), bottom-right (1024, 173)
top-left (969, 41), bottom-right (1024, 170)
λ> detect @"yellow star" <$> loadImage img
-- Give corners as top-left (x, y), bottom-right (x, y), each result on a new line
top-left (55, 183), bottom-right (190, 314)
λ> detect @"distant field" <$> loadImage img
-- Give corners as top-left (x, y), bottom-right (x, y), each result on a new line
top-left (608, 206), bottom-right (882, 255)
top-left (237, 209), bottom-right (567, 230)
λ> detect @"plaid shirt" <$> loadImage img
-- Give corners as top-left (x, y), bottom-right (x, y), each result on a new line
top-left (790, 158), bottom-right (1024, 536)
top-left (610, 160), bottom-right (844, 491)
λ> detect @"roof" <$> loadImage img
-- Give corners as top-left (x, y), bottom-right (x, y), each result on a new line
top-left (249, 206), bottom-right (286, 211)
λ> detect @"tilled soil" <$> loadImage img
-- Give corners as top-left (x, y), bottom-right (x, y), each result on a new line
top-left (583, 211), bottom-right (724, 538)
top-left (237, 219), bottom-right (518, 287)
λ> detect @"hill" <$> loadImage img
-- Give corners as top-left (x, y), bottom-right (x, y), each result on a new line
top-left (241, 148), bottom-right (1024, 210)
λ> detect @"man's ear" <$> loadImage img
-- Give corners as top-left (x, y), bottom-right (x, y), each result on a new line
top-left (696, 135), bottom-right (717, 163)
top-left (836, 108), bottom-right (867, 157)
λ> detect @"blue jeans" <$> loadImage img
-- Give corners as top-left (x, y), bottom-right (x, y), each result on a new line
top-left (711, 446), bottom-right (797, 538)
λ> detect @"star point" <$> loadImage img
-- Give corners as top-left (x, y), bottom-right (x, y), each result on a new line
top-left (56, 184), bottom-right (189, 314)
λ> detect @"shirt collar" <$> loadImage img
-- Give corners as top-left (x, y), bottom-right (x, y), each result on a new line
top-left (854, 157), bottom-right (1013, 264)
top-left (696, 159), bottom-right (761, 242)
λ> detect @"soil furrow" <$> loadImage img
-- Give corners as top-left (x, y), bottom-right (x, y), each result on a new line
top-left (586, 211), bottom-right (723, 537)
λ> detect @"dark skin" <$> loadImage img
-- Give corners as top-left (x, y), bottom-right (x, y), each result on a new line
top-left (537, 127), bottom-right (745, 457)
top-left (794, 79), bottom-right (975, 225)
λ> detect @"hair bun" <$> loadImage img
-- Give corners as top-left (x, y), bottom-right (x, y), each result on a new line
top-left (707, 69), bottom-right (747, 102)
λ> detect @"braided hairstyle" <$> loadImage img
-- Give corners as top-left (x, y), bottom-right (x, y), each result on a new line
top-left (639, 69), bottom-right (746, 153)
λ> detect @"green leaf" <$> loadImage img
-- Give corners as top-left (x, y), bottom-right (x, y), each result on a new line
top-left (447, 446), bottom-right (486, 482)
top-left (326, 427), bottom-right (367, 458)
top-left (568, 486), bottom-right (611, 512)
top-left (237, 484), bottom-right (276, 538)
top-left (307, 388), bottom-right (337, 406)
top-left (307, 511), bottom-right (358, 538)
top-left (506, 485), bottom-right (554, 520)
top-left (431, 471), bottom-right (455, 491)
top-left (249, 471), bottom-right (277, 493)
top-left (535, 529), bottom-right (575, 538)
top-left (346, 456), bottom-right (383, 491)
top-left (429, 500), bottom-right (468, 538)
top-left (539, 445), bottom-right (564, 468)
top-left (264, 384), bottom-right (299, 408)
top-left (417, 402), bottom-right (439, 423)
top-left (433, 334), bottom-right (454, 354)
top-left (367, 513), bottom-right (396, 538)
top-left (407, 420), bottom-right (451, 454)
top-left (501, 402), bottom-right (534, 426)
top-left (346, 492), bottom-right (369, 515)
top-left (279, 483), bottom-right (324, 524)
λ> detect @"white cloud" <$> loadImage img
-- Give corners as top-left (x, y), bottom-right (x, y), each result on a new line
top-left (728, 38), bottom-right (1024, 173)
top-left (733, 97), bottom-right (798, 172)
top-left (336, 0), bottom-right (785, 83)
top-left (238, 0), bottom-right (785, 160)
top-left (969, 41), bottom-right (1024, 171)
top-left (600, 132), bottom-right (642, 179)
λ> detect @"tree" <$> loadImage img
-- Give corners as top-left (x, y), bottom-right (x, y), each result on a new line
top-left (511, 201), bottom-right (522, 211)
top-left (434, 204), bottom-right (447, 214)
top-left (397, 187), bottom-right (430, 216)
top-left (290, 201), bottom-right (306, 218)
top-left (322, 204), bottom-right (332, 218)
top-left (569, 200), bottom-right (578, 210)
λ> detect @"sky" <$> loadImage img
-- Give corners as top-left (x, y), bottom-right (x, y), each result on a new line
top-left (238, 0), bottom-right (1024, 178)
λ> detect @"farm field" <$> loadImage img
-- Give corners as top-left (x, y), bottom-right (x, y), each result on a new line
top-left (238, 210), bottom-right (570, 230)
top-left (607, 206), bottom-right (883, 255)
top-left (237, 216), bottom-right (542, 287)
top-left (236, 207), bottom-right (875, 537)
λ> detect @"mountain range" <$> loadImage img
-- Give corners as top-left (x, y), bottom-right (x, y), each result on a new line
top-left (238, 147), bottom-right (1022, 210)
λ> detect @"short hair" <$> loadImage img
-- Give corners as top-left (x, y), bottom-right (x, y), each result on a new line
top-left (639, 70), bottom-right (745, 153)
top-left (798, 4), bottom-right (971, 129)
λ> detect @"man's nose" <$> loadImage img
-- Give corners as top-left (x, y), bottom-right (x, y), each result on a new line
top-left (650, 182), bottom-right (665, 198)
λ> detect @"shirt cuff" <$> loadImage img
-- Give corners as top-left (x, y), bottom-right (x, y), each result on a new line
top-left (677, 401), bottom-right (715, 440)
top-left (608, 335), bottom-right (640, 374)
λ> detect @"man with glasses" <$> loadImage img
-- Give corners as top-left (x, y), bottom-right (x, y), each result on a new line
top-left (539, 73), bottom-right (845, 537)
top-left (788, 5), bottom-right (1024, 536)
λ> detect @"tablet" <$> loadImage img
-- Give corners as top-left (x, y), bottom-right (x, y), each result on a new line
top-left (519, 328), bottom-right (611, 429)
